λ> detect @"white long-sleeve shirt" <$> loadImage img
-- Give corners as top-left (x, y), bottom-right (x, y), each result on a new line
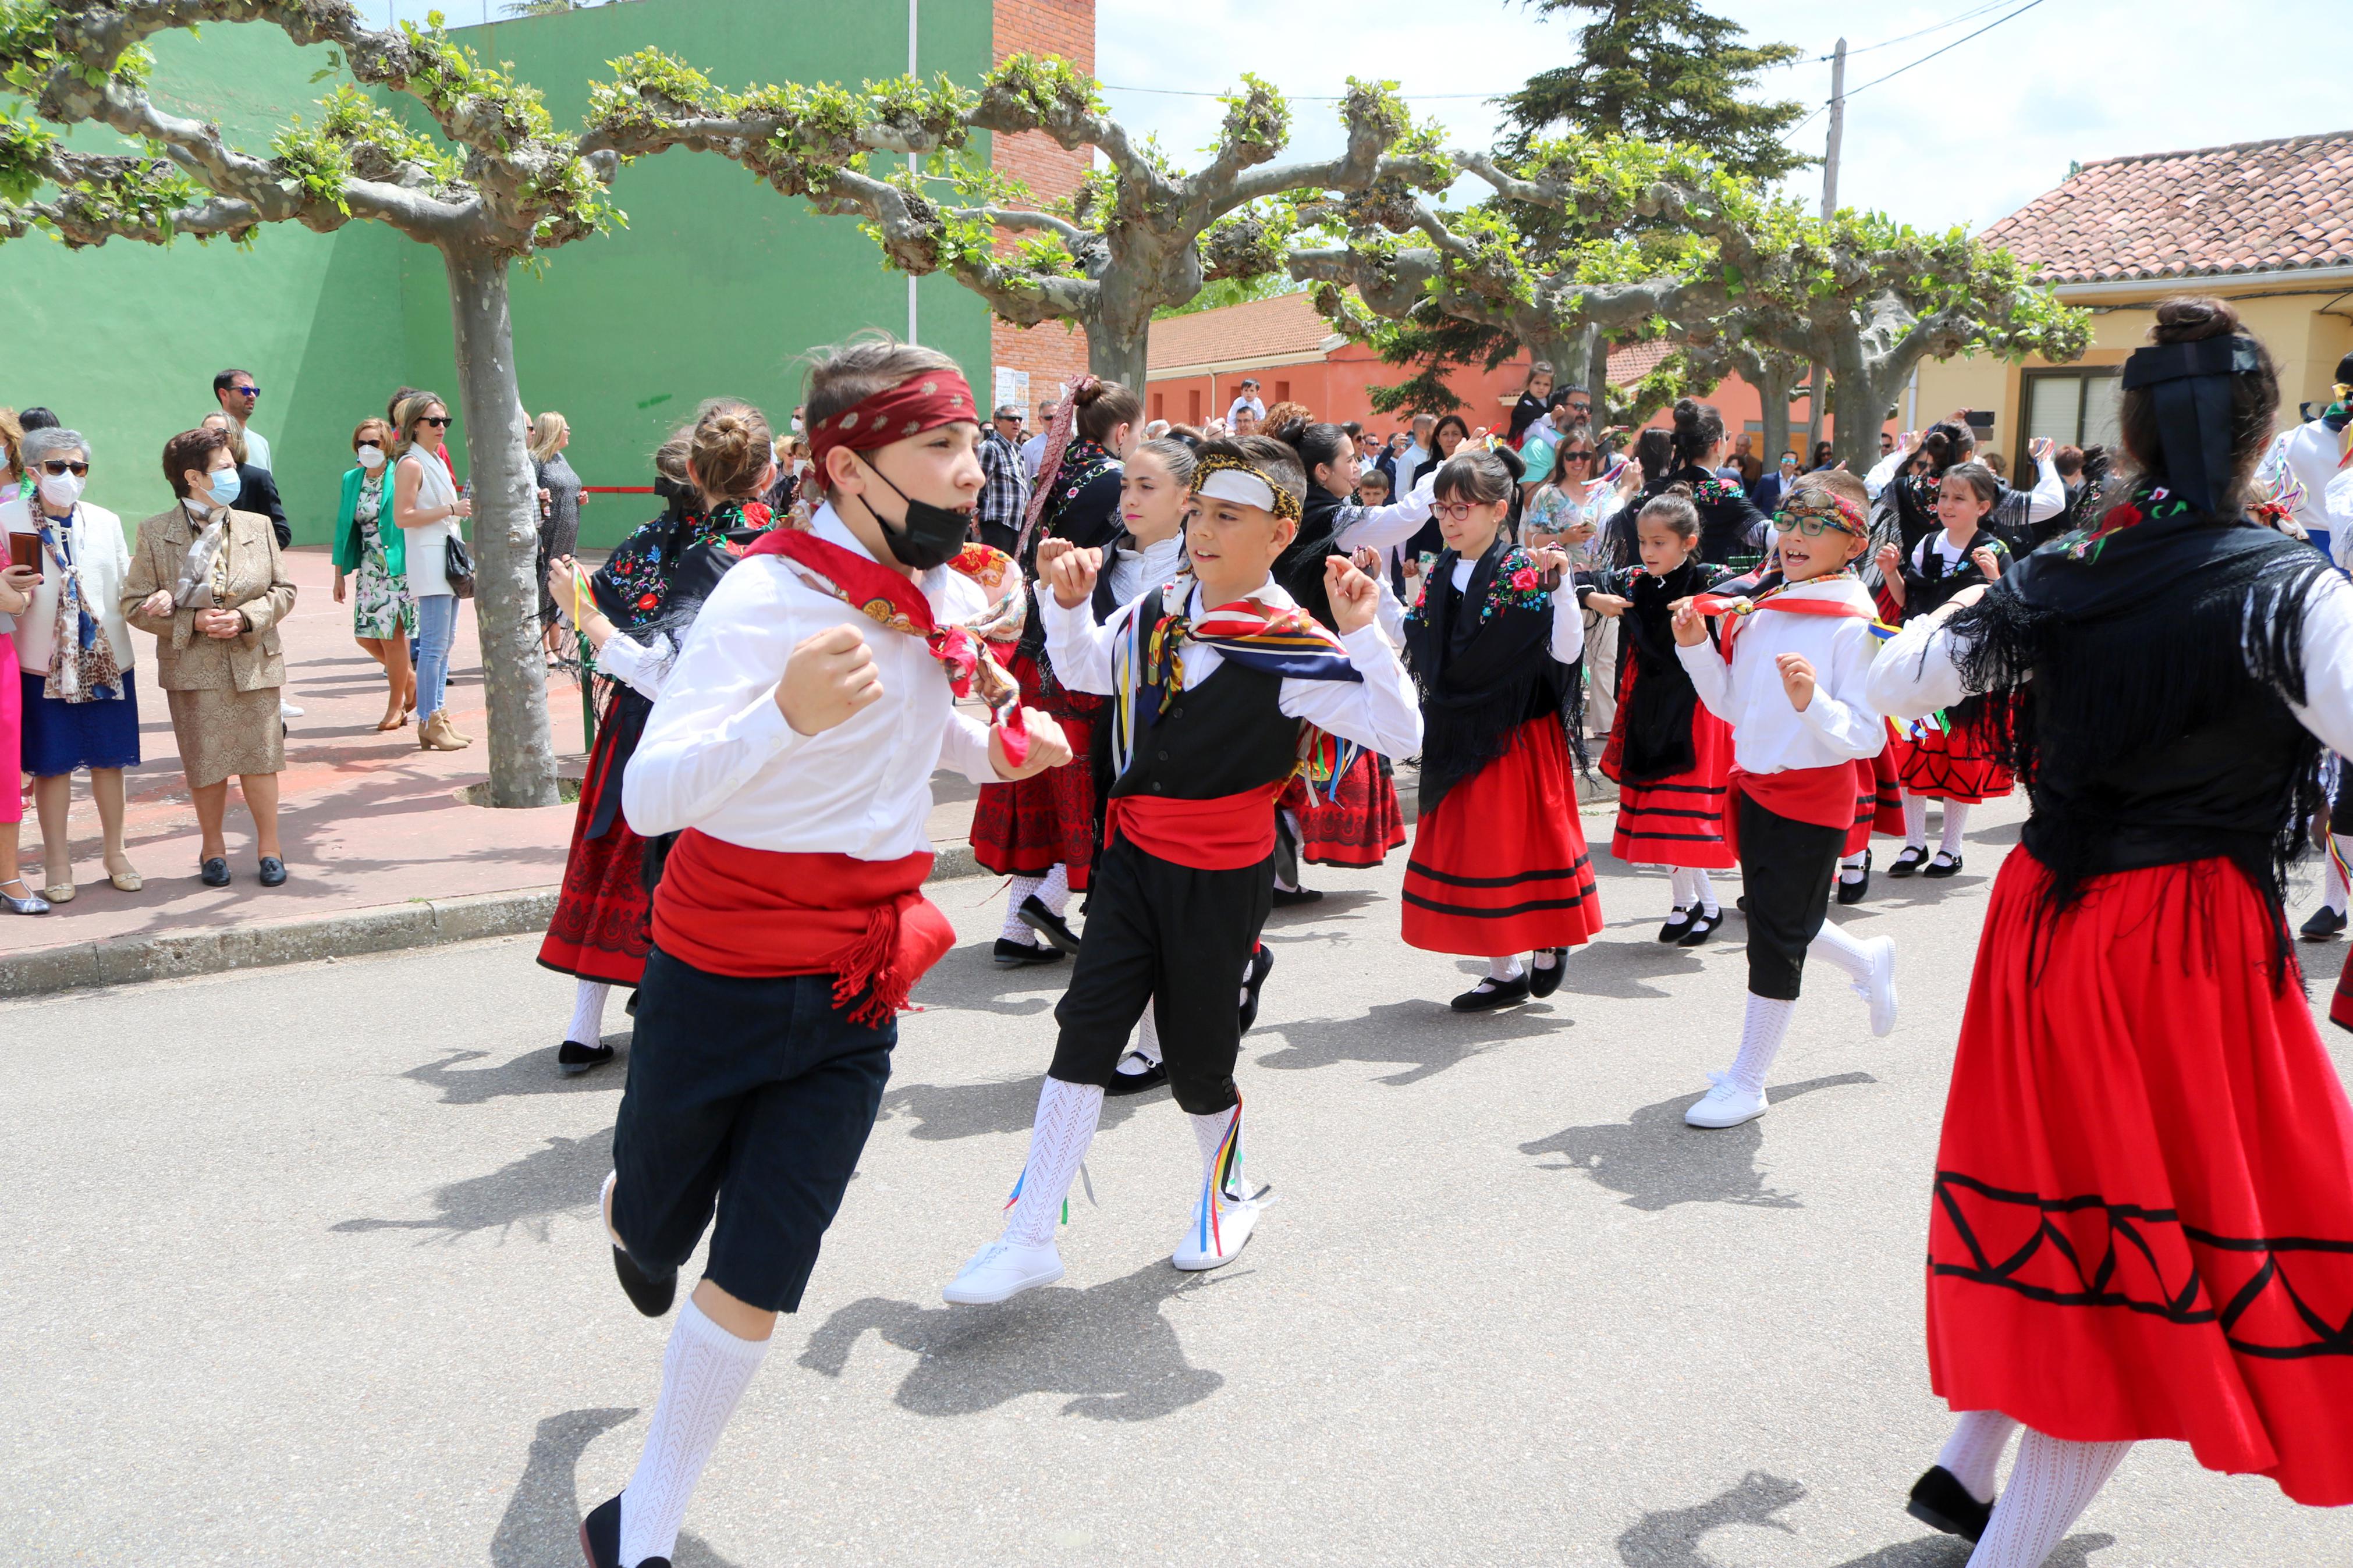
top-left (595, 630), bottom-right (672, 701)
top-left (1043, 574), bottom-right (1424, 762)
top-left (1675, 574), bottom-right (1886, 773)
top-left (1864, 449), bottom-right (2065, 531)
top-left (2269, 418), bottom-right (2351, 567)
top-left (1328, 471), bottom-right (1439, 556)
top-left (623, 504), bottom-right (1003, 858)
top-left (1866, 571), bottom-right (2353, 759)
top-left (1443, 553), bottom-right (1585, 664)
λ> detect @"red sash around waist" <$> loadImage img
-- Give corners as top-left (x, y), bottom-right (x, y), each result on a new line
top-left (651, 829), bottom-right (955, 1027)
top-left (1720, 762), bottom-right (1867, 866)
top-left (1105, 781), bottom-right (1286, 871)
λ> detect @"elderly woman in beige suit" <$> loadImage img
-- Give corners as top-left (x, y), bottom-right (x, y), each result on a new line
top-left (123, 426), bottom-right (299, 888)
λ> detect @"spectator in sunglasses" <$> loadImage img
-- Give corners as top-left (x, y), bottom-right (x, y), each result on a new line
top-left (390, 391), bottom-right (473, 752)
top-left (210, 369), bottom-right (271, 474)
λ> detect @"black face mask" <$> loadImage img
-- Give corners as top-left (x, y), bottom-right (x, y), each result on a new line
top-left (858, 457), bottom-right (970, 571)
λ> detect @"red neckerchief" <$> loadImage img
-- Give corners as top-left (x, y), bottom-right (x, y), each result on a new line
top-left (1692, 574), bottom-right (1874, 657)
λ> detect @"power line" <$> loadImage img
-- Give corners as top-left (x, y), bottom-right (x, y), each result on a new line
top-left (1843, 0), bottom-right (2048, 99)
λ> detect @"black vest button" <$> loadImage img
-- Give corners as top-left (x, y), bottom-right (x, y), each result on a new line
top-left (1157, 749), bottom-right (1168, 760)
top-left (1170, 707), bottom-right (1184, 719)
top-left (1151, 781), bottom-right (1163, 791)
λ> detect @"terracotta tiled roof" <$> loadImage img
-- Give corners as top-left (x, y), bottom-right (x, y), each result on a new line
top-left (1982, 131), bottom-right (2353, 285)
top-left (1147, 290), bottom-right (1339, 371)
top-left (1605, 340), bottom-right (1673, 387)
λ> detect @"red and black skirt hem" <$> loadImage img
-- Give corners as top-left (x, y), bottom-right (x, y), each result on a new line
top-left (1403, 716), bottom-right (1604, 955)
top-left (1279, 749), bottom-right (1406, 868)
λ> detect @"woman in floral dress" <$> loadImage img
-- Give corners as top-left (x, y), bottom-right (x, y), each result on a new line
top-left (331, 418), bottom-right (415, 731)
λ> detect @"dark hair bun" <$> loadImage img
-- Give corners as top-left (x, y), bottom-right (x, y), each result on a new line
top-left (2150, 296), bottom-right (2242, 346)
top-left (1671, 398), bottom-right (1702, 430)
top-left (1489, 442), bottom-right (1526, 482)
top-left (1071, 380), bottom-right (1112, 407)
top-left (1269, 417), bottom-right (1311, 450)
top-left (1665, 481), bottom-right (1695, 499)
top-left (1921, 428), bottom-right (1952, 460)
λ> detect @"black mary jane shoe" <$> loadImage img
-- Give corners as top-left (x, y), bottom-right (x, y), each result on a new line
top-left (558, 1039), bottom-right (615, 1077)
top-left (1103, 1051), bottom-right (1170, 1098)
top-left (1886, 845), bottom-right (1929, 879)
top-left (200, 856), bottom-right (231, 888)
top-left (257, 855), bottom-right (288, 888)
top-left (1528, 949), bottom-right (1569, 998)
top-left (1450, 974), bottom-right (1532, 1013)
top-left (1905, 1464), bottom-right (1994, 1544)
top-left (1657, 905), bottom-right (1696, 943)
top-left (2302, 905), bottom-right (2349, 941)
top-left (992, 936), bottom-right (1066, 968)
top-left (1238, 944), bottom-right (1275, 1033)
top-left (580, 1493), bottom-right (672, 1568)
top-left (1922, 851), bottom-right (1964, 880)
top-left (1677, 908), bottom-right (1725, 947)
top-left (1016, 894), bottom-right (1082, 955)
top-left (1270, 885), bottom-right (1325, 908)
top-left (1836, 848), bottom-right (1873, 906)
top-left (611, 1242), bottom-right (678, 1319)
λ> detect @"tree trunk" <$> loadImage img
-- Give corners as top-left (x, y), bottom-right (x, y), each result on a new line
top-left (1803, 362), bottom-right (1825, 461)
top-left (442, 244), bottom-right (559, 809)
top-left (1831, 360), bottom-right (1901, 473)
top-left (1756, 362), bottom-right (1794, 469)
top-left (1086, 314), bottom-right (1151, 392)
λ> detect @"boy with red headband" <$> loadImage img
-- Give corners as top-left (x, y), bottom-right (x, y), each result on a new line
top-left (1669, 470), bottom-right (1900, 1130)
top-left (943, 436), bottom-right (1423, 1305)
top-left (577, 343), bottom-right (1072, 1568)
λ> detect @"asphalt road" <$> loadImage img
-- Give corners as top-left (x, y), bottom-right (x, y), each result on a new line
top-left (9, 792), bottom-right (2348, 1566)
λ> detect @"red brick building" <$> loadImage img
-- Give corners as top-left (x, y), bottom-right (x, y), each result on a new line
top-left (987, 0), bottom-right (1095, 425)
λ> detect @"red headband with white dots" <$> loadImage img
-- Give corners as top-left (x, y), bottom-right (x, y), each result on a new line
top-left (807, 369), bottom-right (978, 479)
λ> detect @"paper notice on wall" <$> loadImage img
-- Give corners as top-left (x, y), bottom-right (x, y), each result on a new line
top-left (993, 367), bottom-right (1031, 418)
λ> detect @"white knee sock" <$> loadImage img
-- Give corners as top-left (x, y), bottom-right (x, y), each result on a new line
top-left (2327, 835), bottom-right (2353, 915)
top-left (1938, 1410), bottom-right (2020, 1503)
top-left (1806, 918), bottom-right (1875, 983)
top-left (1667, 867), bottom-right (1696, 906)
top-left (1003, 1077), bottom-right (1104, 1247)
top-left (1190, 1101), bottom-right (1248, 1224)
top-left (1488, 954), bottom-right (1526, 982)
top-left (1966, 1430), bottom-right (2130, 1568)
top-left (1903, 792), bottom-right (1929, 850)
top-left (1690, 868), bottom-right (1719, 914)
top-left (619, 1297), bottom-right (772, 1568)
top-left (1130, 1004), bottom-right (1164, 1067)
top-left (566, 979), bottom-right (609, 1046)
top-left (1038, 863), bottom-right (1071, 916)
top-left (1939, 802), bottom-right (1973, 857)
top-left (1001, 875), bottom-right (1044, 943)
top-left (1839, 849), bottom-right (1868, 884)
top-left (1726, 993), bottom-right (1795, 1096)
top-left (1273, 811), bottom-right (1303, 891)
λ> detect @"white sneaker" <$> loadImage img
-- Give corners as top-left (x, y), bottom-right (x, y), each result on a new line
top-left (942, 1238), bottom-right (1064, 1304)
top-left (279, 698), bottom-right (304, 718)
top-left (1854, 936), bottom-right (1898, 1037)
top-left (1684, 1071), bottom-right (1768, 1129)
top-left (1172, 1194), bottom-right (1262, 1271)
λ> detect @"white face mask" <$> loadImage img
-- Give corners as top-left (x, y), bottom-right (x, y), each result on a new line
top-left (38, 470), bottom-right (84, 510)
top-left (356, 445), bottom-right (386, 471)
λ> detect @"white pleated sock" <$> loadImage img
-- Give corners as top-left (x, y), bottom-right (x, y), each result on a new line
top-left (1965, 1430), bottom-right (2131, 1568)
top-left (1532, 947), bottom-right (1561, 970)
top-left (1190, 1102), bottom-right (1247, 1220)
top-left (1806, 918), bottom-right (1875, 982)
top-left (1839, 849), bottom-right (1869, 884)
top-left (566, 979), bottom-right (610, 1046)
top-left (1939, 802), bottom-right (1974, 858)
top-left (618, 1297), bottom-right (772, 1568)
top-left (1488, 954), bottom-right (1526, 982)
top-left (2327, 835), bottom-right (2353, 915)
top-left (1667, 867), bottom-right (1697, 907)
top-left (1003, 1077), bottom-right (1105, 1247)
top-left (1690, 868), bottom-right (1719, 915)
top-left (1938, 1410), bottom-right (2021, 1504)
top-left (1038, 863), bottom-right (1071, 916)
top-left (1902, 792), bottom-right (1929, 850)
top-left (1725, 993), bottom-right (1795, 1096)
top-left (1001, 875), bottom-right (1044, 944)
top-left (1273, 811), bottom-right (1303, 891)
top-left (1130, 1004), bottom-right (1164, 1066)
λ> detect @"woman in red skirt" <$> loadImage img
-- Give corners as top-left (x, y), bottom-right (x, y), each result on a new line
top-left (1585, 485), bottom-right (1736, 944)
top-left (1868, 298), bottom-right (2353, 1564)
top-left (1399, 447), bottom-right (1603, 1011)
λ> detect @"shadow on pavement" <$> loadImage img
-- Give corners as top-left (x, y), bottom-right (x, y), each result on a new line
top-left (403, 1043), bottom-right (628, 1106)
top-left (876, 1073), bottom-right (1151, 1142)
top-left (489, 1403), bottom-right (743, 1568)
top-left (797, 1259), bottom-right (1227, 1420)
top-left (1255, 997), bottom-right (1567, 1086)
top-left (1613, 1469), bottom-right (2113, 1567)
top-left (1520, 1073), bottom-right (1876, 1210)
top-left (332, 1126), bottom-right (611, 1241)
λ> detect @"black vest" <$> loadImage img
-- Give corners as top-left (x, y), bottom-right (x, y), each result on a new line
top-left (1106, 588), bottom-right (1303, 802)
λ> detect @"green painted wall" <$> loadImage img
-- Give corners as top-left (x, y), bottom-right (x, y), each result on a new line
top-left (4, 1), bottom-right (994, 548)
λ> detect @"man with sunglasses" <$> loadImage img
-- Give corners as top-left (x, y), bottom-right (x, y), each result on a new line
top-left (210, 369), bottom-right (271, 474)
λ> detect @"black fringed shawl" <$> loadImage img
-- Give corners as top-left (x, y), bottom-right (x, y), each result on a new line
top-left (1610, 558), bottom-right (1714, 783)
top-left (1401, 535), bottom-right (1570, 815)
top-left (1932, 482), bottom-right (2336, 983)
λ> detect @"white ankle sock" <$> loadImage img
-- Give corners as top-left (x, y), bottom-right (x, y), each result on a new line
top-left (619, 1297), bottom-right (772, 1567)
top-left (1939, 802), bottom-right (1973, 857)
top-left (1690, 868), bottom-right (1719, 914)
top-left (1532, 947), bottom-right (1560, 970)
top-left (1839, 850), bottom-right (1868, 884)
top-left (2327, 836), bottom-right (2353, 915)
top-left (1038, 863), bottom-right (1071, 916)
top-left (1806, 918), bottom-right (1875, 982)
top-left (1966, 1430), bottom-right (2130, 1568)
top-left (1004, 1077), bottom-right (1104, 1247)
top-left (1939, 1410), bottom-right (2020, 1504)
top-left (1726, 993), bottom-right (1795, 1096)
top-left (1901, 792), bottom-right (1929, 849)
top-left (1487, 954), bottom-right (1526, 982)
top-left (1001, 876), bottom-right (1044, 944)
top-left (1667, 866), bottom-right (1697, 906)
top-left (566, 979), bottom-right (609, 1046)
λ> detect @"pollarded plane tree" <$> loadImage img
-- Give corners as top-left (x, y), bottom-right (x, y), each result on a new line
top-left (0, 0), bottom-right (624, 808)
top-left (577, 52), bottom-right (1453, 392)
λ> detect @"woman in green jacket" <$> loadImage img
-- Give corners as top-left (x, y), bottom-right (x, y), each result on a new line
top-left (330, 417), bottom-right (416, 731)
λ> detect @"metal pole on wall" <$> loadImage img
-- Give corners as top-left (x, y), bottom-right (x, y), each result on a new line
top-left (906, 0), bottom-right (920, 345)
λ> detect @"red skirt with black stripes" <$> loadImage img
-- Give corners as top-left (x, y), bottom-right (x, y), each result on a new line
top-left (1602, 666), bottom-right (1734, 870)
top-left (1898, 698), bottom-right (2015, 803)
top-left (1402, 717), bottom-right (1605, 957)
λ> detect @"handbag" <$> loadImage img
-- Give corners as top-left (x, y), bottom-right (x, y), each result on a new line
top-left (444, 532), bottom-right (476, 600)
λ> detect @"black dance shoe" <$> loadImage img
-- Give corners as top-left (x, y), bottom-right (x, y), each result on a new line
top-left (611, 1243), bottom-right (677, 1319)
top-left (1657, 905), bottom-right (1695, 943)
top-left (257, 855), bottom-right (288, 888)
top-left (1104, 1051), bottom-right (1169, 1098)
top-left (1677, 908), bottom-right (1724, 947)
top-left (1450, 975), bottom-right (1531, 1012)
top-left (1238, 944), bottom-right (1275, 1033)
top-left (1270, 885), bottom-right (1325, 908)
top-left (200, 856), bottom-right (231, 888)
top-left (1905, 1464), bottom-right (1994, 1544)
top-left (1886, 845), bottom-right (1928, 878)
top-left (1016, 894), bottom-right (1082, 954)
top-left (580, 1493), bottom-right (671, 1568)
top-left (558, 1039), bottom-right (615, 1077)
top-left (1528, 949), bottom-right (1569, 998)
top-left (2302, 905), bottom-right (2348, 941)
top-left (1923, 851), bottom-right (1964, 879)
top-left (992, 936), bottom-right (1065, 968)
top-left (1836, 848), bottom-right (1872, 906)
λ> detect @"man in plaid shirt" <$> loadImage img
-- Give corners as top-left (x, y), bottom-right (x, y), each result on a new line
top-left (977, 401), bottom-right (1031, 556)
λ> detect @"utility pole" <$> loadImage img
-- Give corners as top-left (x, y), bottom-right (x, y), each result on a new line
top-left (906, 0), bottom-right (921, 344)
top-left (1806, 37), bottom-right (1847, 459)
